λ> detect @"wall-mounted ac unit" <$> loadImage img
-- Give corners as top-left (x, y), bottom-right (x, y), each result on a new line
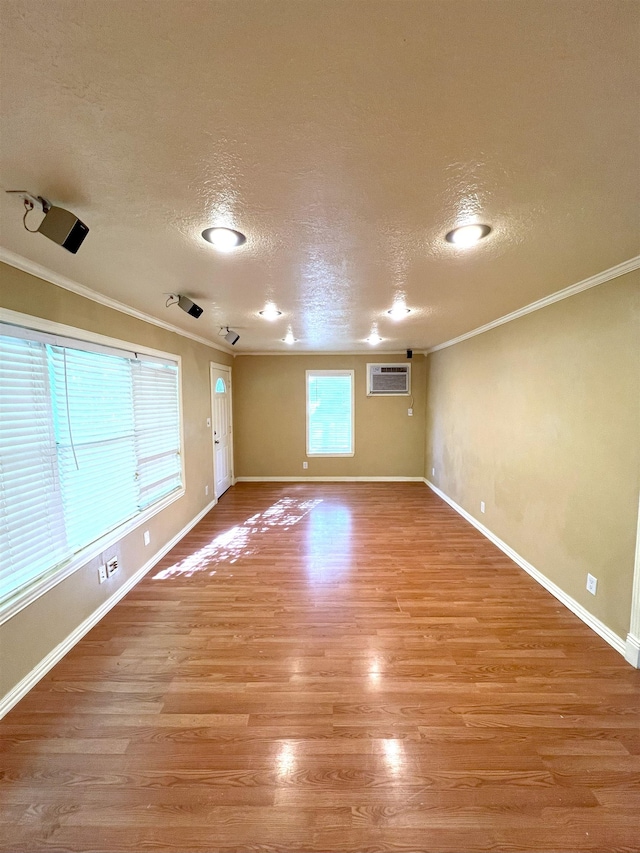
top-left (367, 363), bottom-right (411, 396)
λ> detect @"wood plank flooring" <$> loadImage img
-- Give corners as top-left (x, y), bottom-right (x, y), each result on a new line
top-left (2, 482), bottom-right (639, 852)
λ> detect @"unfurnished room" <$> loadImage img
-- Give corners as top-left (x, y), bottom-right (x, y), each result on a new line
top-left (0, 1), bottom-right (639, 852)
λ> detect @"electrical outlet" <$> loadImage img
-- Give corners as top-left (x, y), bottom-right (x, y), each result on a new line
top-left (205, 485), bottom-right (209, 496)
top-left (143, 530), bottom-right (150, 546)
top-left (303, 461), bottom-right (308, 469)
top-left (480, 501), bottom-right (485, 513)
top-left (98, 565), bottom-right (108, 584)
top-left (206, 417), bottom-right (211, 428)
top-left (431, 468), bottom-right (435, 477)
top-left (106, 557), bottom-right (119, 577)
top-left (408, 407), bottom-right (413, 416)
top-left (586, 574), bottom-right (598, 595)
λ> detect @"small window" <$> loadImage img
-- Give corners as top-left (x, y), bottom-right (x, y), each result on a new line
top-left (306, 370), bottom-right (354, 456)
top-left (215, 377), bottom-right (226, 394)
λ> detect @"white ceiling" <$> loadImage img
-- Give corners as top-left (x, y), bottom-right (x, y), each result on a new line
top-left (1, 0), bottom-right (638, 353)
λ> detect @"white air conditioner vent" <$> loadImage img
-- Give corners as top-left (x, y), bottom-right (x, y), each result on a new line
top-left (367, 363), bottom-right (411, 396)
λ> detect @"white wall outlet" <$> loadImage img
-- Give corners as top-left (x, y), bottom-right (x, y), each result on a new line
top-left (431, 468), bottom-right (435, 477)
top-left (303, 461), bottom-right (308, 469)
top-left (408, 407), bottom-right (413, 416)
top-left (205, 485), bottom-right (209, 496)
top-left (98, 565), bottom-right (108, 584)
top-left (106, 557), bottom-right (119, 577)
top-left (480, 501), bottom-right (486, 513)
top-left (586, 573), bottom-right (598, 595)
top-left (143, 530), bottom-right (151, 546)
top-left (206, 417), bottom-right (211, 428)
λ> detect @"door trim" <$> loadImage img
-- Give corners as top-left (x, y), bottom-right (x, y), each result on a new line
top-left (625, 495), bottom-right (640, 668)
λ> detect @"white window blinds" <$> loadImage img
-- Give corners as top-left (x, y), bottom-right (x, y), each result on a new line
top-left (132, 359), bottom-right (181, 508)
top-left (0, 335), bottom-right (68, 597)
top-left (306, 370), bottom-right (354, 456)
top-left (0, 324), bottom-right (182, 606)
top-left (48, 345), bottom-right (139, 551)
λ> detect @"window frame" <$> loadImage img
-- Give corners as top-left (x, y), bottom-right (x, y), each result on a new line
top-left (0, 307), bottom-right (185, 625)
top-left (305, 369), bottom-right (355, 458)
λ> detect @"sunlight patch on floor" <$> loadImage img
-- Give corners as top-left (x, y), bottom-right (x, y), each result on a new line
top-left (152, 497), bottom-right (323, 580)
top-left (305, 502), bottom-right (352, 586)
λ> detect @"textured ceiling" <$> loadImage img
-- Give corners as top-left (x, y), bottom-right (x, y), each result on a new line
top-left (1, 0), bottom-right (638, 352)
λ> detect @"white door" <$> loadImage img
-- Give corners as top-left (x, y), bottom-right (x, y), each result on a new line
top-left (211, 365), bottom-right (233, 498)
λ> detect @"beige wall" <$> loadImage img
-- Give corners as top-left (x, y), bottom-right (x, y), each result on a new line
top-left (0, 262), bottom-right (232, 699)
top-left (426, 272), bottom-right (640, 641)
top-left (233, 354), bottom-right (425, 479)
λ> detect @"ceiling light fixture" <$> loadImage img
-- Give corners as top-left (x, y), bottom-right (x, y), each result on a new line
top-left (282, 330), bottom-right (297, 345)
top-left (366, 332), bottom-right (383, 345)
top-left (445, 223), bottom-right (491, 247)
top-left (387, 304), bottom-right (411, 320)
top-left (201, 226), bottom-right (246, 252)
top-left (259, 305), bottom-right (282, 321)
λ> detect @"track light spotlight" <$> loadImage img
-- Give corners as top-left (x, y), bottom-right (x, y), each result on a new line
top-left (165, 294), bottom-right (203, 318)
top-left (224, 327), bottom-right (240, 346)
top-left (178, 295), bottom-right (203, 318)
top-left (6, 190), bottom-right (89, 254)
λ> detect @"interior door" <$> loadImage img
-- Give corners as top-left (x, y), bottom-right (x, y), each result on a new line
top-left (211, 365), bottom-right (233, 498)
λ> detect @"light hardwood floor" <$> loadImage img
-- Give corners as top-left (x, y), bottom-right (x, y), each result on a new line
top-left (2, 483), bottom-right (639, 852)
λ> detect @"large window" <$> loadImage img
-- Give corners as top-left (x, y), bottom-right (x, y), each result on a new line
top-left (0, 321), bottom-right (183, 611)
top-left (306, 370), bottom-right (354, 456)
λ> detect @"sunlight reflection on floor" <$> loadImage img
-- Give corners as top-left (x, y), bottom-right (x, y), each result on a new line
top-left (382, 738), bottom-right (406, 779)
top-left (304, 502), bottom-right (352, 585)
top-left (276, 741), bottom-right (297, 778)
top-left (152, 497), bottom-right (323, 580)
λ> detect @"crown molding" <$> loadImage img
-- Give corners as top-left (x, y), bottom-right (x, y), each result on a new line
top-left (427, 255), bottom-right (640, 354)
top-left (237, 350), bottom-right (412, 357)
top-left (0, 246), bottom-right (233, 354)
top-left (4, 245), bottom-right (636, 359)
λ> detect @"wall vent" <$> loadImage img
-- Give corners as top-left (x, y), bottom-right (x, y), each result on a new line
top-left (367, 363), bottom-right (411, 396)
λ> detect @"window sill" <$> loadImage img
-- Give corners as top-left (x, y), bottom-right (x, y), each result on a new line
top-left (0, 487), bottom-right (185, 626)
top-left (306, 452), bottom-right (355, 458)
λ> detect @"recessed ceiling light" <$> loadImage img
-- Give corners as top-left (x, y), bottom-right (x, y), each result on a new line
top-left (259, 305), bottom-right (282, 321)
top-left (445, 223), bottom-right (492, 247)
top-left (201, 227), bottom-right (246, 252)
top-left (387, 305), bottom-right (411, 320)
top-left (282, 331), bottom-right (298, 345)
top-left (366, 332), bottom-right (383, 345)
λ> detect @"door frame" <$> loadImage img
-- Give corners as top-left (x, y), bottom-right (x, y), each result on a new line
top-left (210, 362), bottom-right (234, 499)
top-left (625, 495), bottom-right (640, 668)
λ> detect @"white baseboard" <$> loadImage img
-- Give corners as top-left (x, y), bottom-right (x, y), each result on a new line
top-left (625, 634), bottom-right (640, 668)
top-left (424, 479), bottom-right (627, 659)
top-left (236, 476), bottom-right (425, 483)
top-left (0, 497), bottom-right (217, 719)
